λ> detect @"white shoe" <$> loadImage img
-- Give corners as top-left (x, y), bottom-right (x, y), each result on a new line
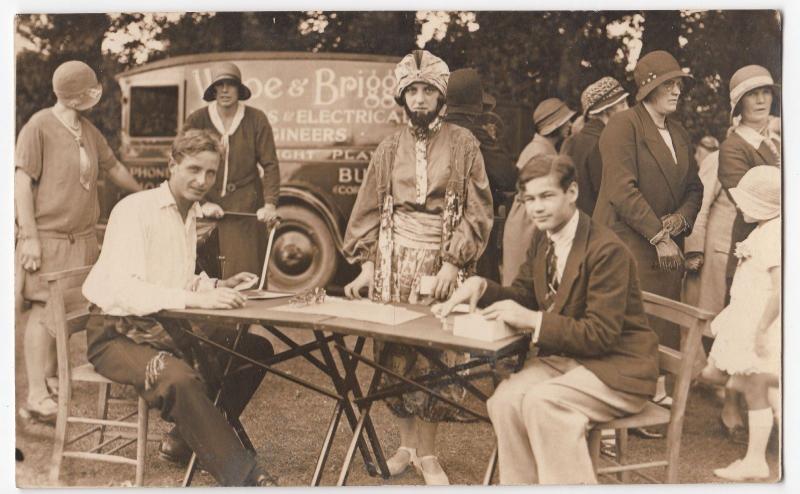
top-left (386, 446), bottom-right (418, 476)
top-left (415, 455), bottom-right (450, 485)
top-left (713, 459), bottom-right (770, 481)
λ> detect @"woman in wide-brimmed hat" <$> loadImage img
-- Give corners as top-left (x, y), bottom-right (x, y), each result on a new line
top-left (183, 62), bottom-right (280, 281)
top-left (15, 60), bottom-right (141, 423)
top-left (593, 50), bottom-right (703, 355)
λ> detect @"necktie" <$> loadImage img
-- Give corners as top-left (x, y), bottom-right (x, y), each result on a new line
top-left (543, 237), bottom-right (559, 311)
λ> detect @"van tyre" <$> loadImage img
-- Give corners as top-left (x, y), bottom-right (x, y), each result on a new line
top-left (269, 204), bottom-right (337, 292)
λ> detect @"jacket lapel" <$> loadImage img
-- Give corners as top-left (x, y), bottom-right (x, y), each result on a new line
top-left (636, 104), bottom-right (681, 204)
top-left (669, 122), bottom-right (689, 186)
top-left (550, 212), bottom-right (590, 314)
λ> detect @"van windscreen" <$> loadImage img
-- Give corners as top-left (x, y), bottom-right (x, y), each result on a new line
top-left (130, 86), bottom-right (179, 137)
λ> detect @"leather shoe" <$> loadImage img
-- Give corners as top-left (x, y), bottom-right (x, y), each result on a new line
top-left (247, 466), bottom-right (278, 486)
top-left (159, 427), bottom-right (192, 465)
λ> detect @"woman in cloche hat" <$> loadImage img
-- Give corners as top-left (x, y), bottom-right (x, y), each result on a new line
top-left (183, 62), bottom-right (280, 282)
top-left (593, 50), bottom-right (703, 354)
top-left (15, 60), bottom-right (141, 423)
top-left (713, 64), bottom-right (781, 438)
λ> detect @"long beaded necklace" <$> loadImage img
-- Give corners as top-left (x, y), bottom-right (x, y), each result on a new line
top-left (52, 107), bottom-right (91, 190)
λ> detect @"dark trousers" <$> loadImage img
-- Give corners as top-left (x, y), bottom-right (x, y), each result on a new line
top-left (86, 314), bottom-right (272, 486)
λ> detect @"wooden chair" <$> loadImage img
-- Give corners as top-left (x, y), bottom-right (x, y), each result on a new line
top-left (588, 291), bottom-right (714, 483)
top-left (44, 266), bottom-right (159, 486)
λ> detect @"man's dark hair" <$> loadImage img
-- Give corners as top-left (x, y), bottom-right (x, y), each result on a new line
top-left (517, 154), bottom-right (577, 192)
top-left (171, 129), bottom-right (222, 164)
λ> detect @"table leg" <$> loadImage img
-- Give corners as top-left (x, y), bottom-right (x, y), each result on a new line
top-left (312, 402), bottom-right (344, 486)
top-left (313, 331), bottom-right (378, 478)
top-left (334, 335), bottom-right (389, 479)
top-left (337, 365), bottom-right (383, 486)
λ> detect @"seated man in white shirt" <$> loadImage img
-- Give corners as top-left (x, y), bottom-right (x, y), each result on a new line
top-left (433, 155), bottom-right (659, 484)
top-left (82, 129), bottom-right (275, 486)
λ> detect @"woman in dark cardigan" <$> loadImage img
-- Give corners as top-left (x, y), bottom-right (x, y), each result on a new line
top-left (593, 51), bottom-right (703, 351)
top-left (718, 65), bottom-right (781, 299)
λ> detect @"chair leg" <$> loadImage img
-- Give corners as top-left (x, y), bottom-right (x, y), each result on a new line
top-left (135, 397), bottom-right (149, 487)
top-left (483, 445), bottom-right (498, 485)
top-left (588, 428), bottom-right (601, 473)
top-left (615, 429), bottom-right (630, 483)
top-left (49, 380), bottom-right (70, 484)
top-left (96, 382), bottom-right (111, 449)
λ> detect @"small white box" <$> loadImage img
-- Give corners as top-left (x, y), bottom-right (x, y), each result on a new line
top-left (453, 313), bottom-right (516, 342)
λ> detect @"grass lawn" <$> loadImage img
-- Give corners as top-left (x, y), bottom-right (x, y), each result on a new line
top-left (15, 312), bottom-right (781, 487)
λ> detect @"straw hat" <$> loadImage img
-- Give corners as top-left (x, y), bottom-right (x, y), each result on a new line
top-left (203, 62), bottom-right (252, 102)
top-left (729, 165), bottom-right (781, 221)
top-left (533, 98), bottom-right (576, 136)
top-left (633, 50), bottom-right (693, 102)
top-left (52, 61), bottom-right (102, 111)
top-left (729, 65), bottom-right (780, 121)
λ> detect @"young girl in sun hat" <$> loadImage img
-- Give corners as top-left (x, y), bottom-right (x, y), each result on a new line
top-left (700, 165), bottom-right (781, 481)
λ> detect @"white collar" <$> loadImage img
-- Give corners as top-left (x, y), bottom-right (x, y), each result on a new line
top-left (735, 124), bottom-right (766, 150)
top-left (208, 101), bottom-right (246, 137)
top-left (156, 181), bottom-right (203, 218)
top-left (547, 208), bottom-right (580, 245)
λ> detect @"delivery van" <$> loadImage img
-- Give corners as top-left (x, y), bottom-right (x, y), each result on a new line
top-left (111, 51), bottom-right (532, 292)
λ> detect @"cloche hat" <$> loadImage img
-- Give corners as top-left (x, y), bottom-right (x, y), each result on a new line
top-left (533, 98), bottom-right (576, 136)
top-left (633, 50), bottom-right (693, 102)
top-left (729, 65), bottom-right (780, 121)
top-left (581, 77), bottom-right (629, 118)
top-left (203, 62), bottom-right (252, 102)
top-left (52, 60), bottom-right (102, 111)
top-left (447, 68), bottom-right (483, 115)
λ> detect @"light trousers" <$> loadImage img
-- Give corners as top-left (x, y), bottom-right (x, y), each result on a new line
top-left (487, 355), bottom-right (647, 485)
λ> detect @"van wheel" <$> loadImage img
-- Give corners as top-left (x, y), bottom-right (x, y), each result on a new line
top-left (268, 204), bottom-right (337, 292)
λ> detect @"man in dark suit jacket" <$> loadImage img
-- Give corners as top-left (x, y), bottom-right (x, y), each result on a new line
top-left (434, 155), bottom-right (659, 484)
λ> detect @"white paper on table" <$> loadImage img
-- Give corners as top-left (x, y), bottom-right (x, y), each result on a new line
top-left (275, 297), bottom-right (426, 325)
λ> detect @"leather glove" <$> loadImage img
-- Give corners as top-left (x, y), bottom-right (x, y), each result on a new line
top-left (654, 237), bottom-right (685, 272)
top-left (661, 213), bottom-right (687, 236)
top-left (684, 251), bottom-right (704, 272)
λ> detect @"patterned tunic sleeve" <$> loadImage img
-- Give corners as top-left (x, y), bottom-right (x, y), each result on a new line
top-left (442, 138), bottom-right (494, 267)
top-left (342, 143), bottom-right (384, 265)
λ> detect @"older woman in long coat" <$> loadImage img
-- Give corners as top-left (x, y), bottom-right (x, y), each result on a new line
top-left (593, 51), bottom-right (703, 350)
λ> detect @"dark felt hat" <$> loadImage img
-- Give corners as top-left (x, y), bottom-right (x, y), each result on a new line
top-left (634, 50), bottom-right (693, 102)
top-left (203, 62), bottom-right (252, 102)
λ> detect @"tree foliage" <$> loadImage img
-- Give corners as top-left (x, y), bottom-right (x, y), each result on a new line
top-left (15, 10), bottom-right (781, 150)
